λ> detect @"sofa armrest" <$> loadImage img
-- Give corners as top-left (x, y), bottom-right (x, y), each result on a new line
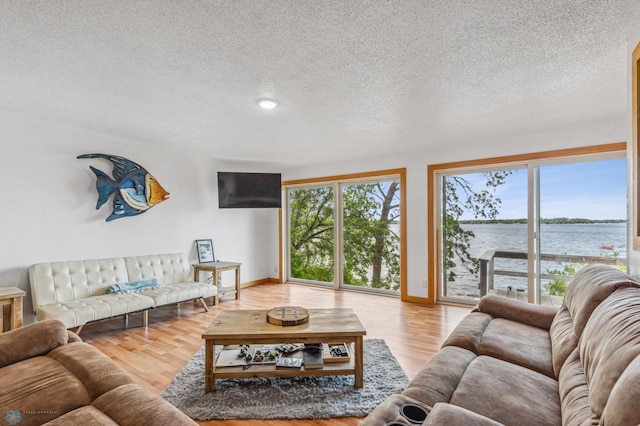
top-left (424, 403), bottom-right (505, 426)
top-left (0, 319), bottom-right (69, 368)
top-left (475, 295), bottom-right (558, 330)
top-left (67, 330), bottom-right (83, 343)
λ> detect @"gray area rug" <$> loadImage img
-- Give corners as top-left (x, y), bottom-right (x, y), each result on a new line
top-left (161, 339), bottom-right (408, 420)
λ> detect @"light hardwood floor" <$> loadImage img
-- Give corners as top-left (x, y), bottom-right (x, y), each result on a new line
top-left (81, 283), bottom-right (471, 425)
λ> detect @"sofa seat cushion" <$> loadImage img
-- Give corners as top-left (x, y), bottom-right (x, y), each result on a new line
top-left (44, 384), bottom-right (196, 426)
top-left (478, 318), bottom-right (554, 378)
top-left (140, 282), bottom-right (216, 306)
top-left (442, 310), bottom-right (555, 379)
top-left (425, 403), bottom-right (505, 426)
top-left (92, 383), bottom-right (196, 425)
top-left (43, 405), bottom-right (119, 425)
top-left (36, 293), bottom-right (155, 328)
top-left (0, 356), bottom-right (92, 424)
top-left (450, 355), bottom-right (561, 426)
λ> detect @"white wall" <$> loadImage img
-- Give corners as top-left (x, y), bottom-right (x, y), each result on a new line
top-left (283, 117), bottom-right (629, 299)
top-left (0, 111), bottom-right (280, 324)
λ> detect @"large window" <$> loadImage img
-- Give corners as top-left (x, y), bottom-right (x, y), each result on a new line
top-left (283, 169), bottom-right (406, 297)
top-left (288, 185), bottom-right (335, 283)
top-left (429, 144), bottom-right (627, 305)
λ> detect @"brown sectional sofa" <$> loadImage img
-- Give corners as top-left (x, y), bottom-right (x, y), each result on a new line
top-left (0, 319), bottom-right (196, 425)
top-left (361, 263), bottom-right (640, 425)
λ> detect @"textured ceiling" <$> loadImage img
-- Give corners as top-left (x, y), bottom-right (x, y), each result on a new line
top-left (1, 1), bottom-right (639, 166)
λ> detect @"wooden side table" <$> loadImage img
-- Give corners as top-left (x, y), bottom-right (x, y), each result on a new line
top-left (0, 286), bottom-right (26, 333)
top-left (193, 261), bottom-right (241, 304)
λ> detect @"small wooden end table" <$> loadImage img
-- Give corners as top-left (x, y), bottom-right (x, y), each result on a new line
top-left (0, 286), bottom-right (26, 333)
top-left (202, 308), bottom-right (367, 392)
top-left (193, 261), bottom-right (241, 304)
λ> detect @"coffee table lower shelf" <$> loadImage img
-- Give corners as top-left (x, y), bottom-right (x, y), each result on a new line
top-left (204, 339), bottom-right (364, 392)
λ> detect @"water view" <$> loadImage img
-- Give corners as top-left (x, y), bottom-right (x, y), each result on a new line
top-left (442, 157), bottom-right (627, 302)
top-left (446, 222), bottom-right (627, 297)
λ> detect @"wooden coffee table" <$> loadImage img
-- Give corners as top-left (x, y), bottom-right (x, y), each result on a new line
top-left (202, 308), bottom-right (367, 392)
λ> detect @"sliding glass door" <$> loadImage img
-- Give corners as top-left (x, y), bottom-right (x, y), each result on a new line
top-left (285, 171), bottom-right (404, 295)
top-left (436, 153), bottom-right (626, 305)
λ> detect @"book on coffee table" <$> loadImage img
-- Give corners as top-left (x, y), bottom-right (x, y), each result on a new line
top-left (303, 350), bottom-right (324, 369)
top-left (215, 348), bottom-right (248, 367)
top-left (276, 356), bottom-right (303, 369)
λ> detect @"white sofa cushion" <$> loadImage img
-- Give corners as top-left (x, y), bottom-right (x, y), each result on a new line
top-left (36, 293), bottom-right (154, 328)
top-left (139, 282), bottom-right (216, 306)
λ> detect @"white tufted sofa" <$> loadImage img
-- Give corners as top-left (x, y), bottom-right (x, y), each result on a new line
top-left (28, 253), bottom-right (217, 332)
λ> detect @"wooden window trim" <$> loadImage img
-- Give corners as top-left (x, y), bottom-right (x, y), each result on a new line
top-left (633, 42), bottom-right (640, 250)
top-left (280, 168), bottom-right (407, 300)
top-left (427, 143), bottom-right (626, 304)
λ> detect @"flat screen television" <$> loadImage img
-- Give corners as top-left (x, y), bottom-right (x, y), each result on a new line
top-left (217, 172), bottom-right (282, 208)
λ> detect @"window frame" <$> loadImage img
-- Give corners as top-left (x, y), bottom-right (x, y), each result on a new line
top-left (632, 42), bottom-right (640, 248)
top-left (281, 168), bottom-right (407, 300)
top-left (427, 143), bottom-right (627, 305)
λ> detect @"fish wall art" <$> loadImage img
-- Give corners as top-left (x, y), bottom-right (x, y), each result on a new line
top-left (78, 153), bottom-right (170, 222)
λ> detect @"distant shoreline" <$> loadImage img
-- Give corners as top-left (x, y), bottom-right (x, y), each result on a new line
top-left (459, 218), bottom-right (627, 225)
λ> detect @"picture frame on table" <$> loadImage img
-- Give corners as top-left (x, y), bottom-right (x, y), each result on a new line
top-left (196, 239), bottom-right (215, 263)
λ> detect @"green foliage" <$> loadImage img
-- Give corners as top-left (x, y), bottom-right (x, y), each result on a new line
top-left (289, 187), bottom-right (335, 281)
top-left (444, 171), bottom-right (511, 282)
top-left (544, 263), bottom-right (579, 296)
top-left (543, 249), bottom-right (626, 297)
top-left (288, 181), bottom-right (400, 291)
top-left (544, 279), bottom-right (568, 297)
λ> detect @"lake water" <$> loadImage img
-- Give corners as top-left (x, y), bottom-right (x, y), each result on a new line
top-left (446, 222), bottom-right (628, 297)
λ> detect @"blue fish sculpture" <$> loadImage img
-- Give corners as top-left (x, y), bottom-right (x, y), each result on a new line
top-left (78, 154), bottom-right (170, 221)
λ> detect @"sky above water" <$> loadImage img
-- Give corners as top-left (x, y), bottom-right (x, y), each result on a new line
top-left (458, 158), bottom-right (627, 220)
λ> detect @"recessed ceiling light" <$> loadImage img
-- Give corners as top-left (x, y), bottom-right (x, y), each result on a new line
top-left (258, 99), bottom-right (278, 109)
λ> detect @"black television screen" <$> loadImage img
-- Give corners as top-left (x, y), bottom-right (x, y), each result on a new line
top-left (217, 172), bottom-right (282, 208)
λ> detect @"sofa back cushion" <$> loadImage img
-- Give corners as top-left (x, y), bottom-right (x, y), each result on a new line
top-left (562, 264), bottom-right (639, 338)
top-left (550, 264), bottom-right (639, 379)
top-left (124, 253), bottom-right (191, 285)
top-left (578, 287), bottom-right (640, 425)
top-left (549, 305), bottom-right (577, 377)
top-left (29, 258), bottom-right (129, 308)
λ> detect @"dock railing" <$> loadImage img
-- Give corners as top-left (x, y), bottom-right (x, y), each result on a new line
top-left (478, 250), bottom-right (626, 297)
